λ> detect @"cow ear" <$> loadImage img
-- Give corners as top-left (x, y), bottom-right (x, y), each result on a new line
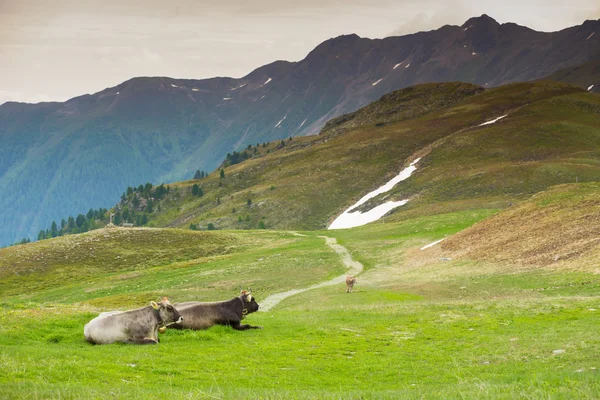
top-left (150, 301), bottom-right (160, 310)
top-left (246, 295), bottom-right (252, 302)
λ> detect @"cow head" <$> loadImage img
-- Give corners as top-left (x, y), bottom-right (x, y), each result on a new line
top-left (240, 289), bottom-right (260, 315)
top-left (151, 297), bottom-right (183, 326)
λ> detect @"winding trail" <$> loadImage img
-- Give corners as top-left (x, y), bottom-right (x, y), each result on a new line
top-left (259, 236), bottom-right (363, 312)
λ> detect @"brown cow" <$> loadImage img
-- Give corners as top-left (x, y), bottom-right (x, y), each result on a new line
top-left (346, 276), bottom-right (357, 293)
top-left (171, 290), bottom-right (261, 331)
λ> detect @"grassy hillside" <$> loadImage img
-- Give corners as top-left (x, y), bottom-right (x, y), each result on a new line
top-left (0, 227), bottom-right (344, 307)
top-left (442, 183), bottom-right (600, 268)
top-left (381, 85), bottom-right (600, 220)
top-left (137, 81), bottom-right (596, 232)
top-left (1, 206), bottom-right (599, 398)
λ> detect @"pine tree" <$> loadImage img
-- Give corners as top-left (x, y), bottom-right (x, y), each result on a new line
top-left (258, 221), bottom-right (266, 229)
top-left (76, 214), bottom-right (86, 228)
top-left (220, 168), bottom-right (225, 179)
top-left (194, 170), bottom-right (201, 179)
top-left (146, 199), bottom-right (153, 213)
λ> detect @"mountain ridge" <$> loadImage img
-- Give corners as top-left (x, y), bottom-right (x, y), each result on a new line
top-left (1, 15), bottom-right (599, 246)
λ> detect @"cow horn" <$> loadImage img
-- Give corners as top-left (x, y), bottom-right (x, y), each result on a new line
top-left (150, 301), bottom-right (160, 310)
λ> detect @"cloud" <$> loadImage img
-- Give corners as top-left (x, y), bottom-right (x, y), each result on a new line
top-left (142, 48), bottom-right (162, 61)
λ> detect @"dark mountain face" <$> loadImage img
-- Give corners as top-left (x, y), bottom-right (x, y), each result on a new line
top-left (0, 15), bottom-right (599, 246)
top-left (544, 59), bottom-right (600, 92)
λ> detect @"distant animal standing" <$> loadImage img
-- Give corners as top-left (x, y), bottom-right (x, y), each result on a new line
top-left (84, 297), bottom-right (182, 345)
top-left (346, 276), bottom-right (357, 293)
top-left (171, 290), bottom-right (261, 331)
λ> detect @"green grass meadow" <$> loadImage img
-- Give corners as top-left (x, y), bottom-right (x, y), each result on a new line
top-left (1, 210), bottom-right (599, 399)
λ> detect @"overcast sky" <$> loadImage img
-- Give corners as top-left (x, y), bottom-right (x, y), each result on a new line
top-left (1, 0), bottom-right (598, 104)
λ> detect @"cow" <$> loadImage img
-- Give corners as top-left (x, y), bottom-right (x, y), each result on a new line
top-left (171, 290), bottom-right (261, 331)
top-left (84, 297), bottom-right (182, 345)
top-left (346, 276), bottom-right (357, 293)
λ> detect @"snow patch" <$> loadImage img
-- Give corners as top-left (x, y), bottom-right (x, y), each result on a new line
top-left (479, 115), bottom-right (507, 126)
top-left (393, 62), bottom-right (403, 70)
top-left (274, 116), bottom-right (286, 128)
top-left (372, 79), bottom-right (383, 86)
top-left (464, 25), bottom-right (473, 31)
top-left (405, 63), bottom-right (411, 68)
top-left (587, 32), bottom-right (595, 40)
top-left (231, 83), bottom-right (246, 91)
top-left (299, 118), bottom-right (307, 129)
top-left (171, 84), bottom-right (179, 88)
top-left (328, 159), bottom-right (420, 230)
top-left (192, 88), bottom-right (200, 92)
top-left (264, 78), bottom-right (272, 85)
top-left (420, 238), bottom-right (446, 250)
top-left (472, 52), bottom-right (477, 56)
top-left (116, 92), bottom-right (120, 95)
top-left (588, 84), bottom-right (594, 91)
top-left (223, 97), bottom-right (231, 100)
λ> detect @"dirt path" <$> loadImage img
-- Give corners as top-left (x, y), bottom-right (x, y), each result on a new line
top-left (259, 236), bottom-right (363, 312)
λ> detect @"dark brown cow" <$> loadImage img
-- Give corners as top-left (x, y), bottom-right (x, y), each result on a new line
top-left (346, 276), bottom-right (357, 293)
top-left (171, 290), bottom-right (261, 331)
top-left (84, 297), bottom-right (182, 344)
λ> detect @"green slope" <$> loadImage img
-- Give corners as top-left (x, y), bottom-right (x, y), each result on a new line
top-left (138, 80), bottom-right (596, 232)
top-left (1, 209), bottom-right (600, 398)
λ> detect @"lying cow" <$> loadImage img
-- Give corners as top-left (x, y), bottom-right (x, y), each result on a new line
top-left (171, 290), bottom-right (261, 331)
top-left (84, 297), bottom-right (182, 344)
top-left (346, 276), bottom-right (357, 293)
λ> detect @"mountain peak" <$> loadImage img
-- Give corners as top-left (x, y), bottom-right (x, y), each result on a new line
top-left (463, 14), bottom-right (500, 28)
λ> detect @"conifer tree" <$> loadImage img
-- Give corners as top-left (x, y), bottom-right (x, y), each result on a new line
top-left (146, 199), bottom-right (153, 213)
